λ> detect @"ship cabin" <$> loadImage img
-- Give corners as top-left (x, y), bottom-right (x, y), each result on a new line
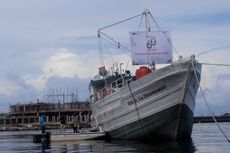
top-left (89, 68), bottom-right (135, 102)
top-left (89, 65), bottom-right (155, 102)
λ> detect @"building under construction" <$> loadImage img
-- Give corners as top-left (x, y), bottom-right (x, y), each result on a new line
top-left (0, 88), bottom-right (91, 131)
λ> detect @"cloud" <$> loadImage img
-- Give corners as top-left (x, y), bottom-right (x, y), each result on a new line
top-left (23, 74), bottom-right (47, 91)
top-left (55, 36), bottom-right (98, 53)
top-left (22, 48), bottom-right (97, 91)
top-left (0, 0), bottom-right (229, 114)
top-left (170, 10), bottom-right (230, 26)
top-left (0, 80), bottom-right (22, 96)
top-left (22, 46), bottom-right (132, 91)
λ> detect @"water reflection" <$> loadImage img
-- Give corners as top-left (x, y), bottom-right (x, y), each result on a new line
top-left (50, 139), bottom-right (196, 153)
top-left (99, 139), bottom-right (196, 153)
top-left (41, 143), bottom-right (51, 153)
top-left (1, 123), bottom-right (229, 152)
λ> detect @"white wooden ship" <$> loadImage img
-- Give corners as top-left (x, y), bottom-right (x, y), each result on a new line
top-left (89, 9), bottom-right (202, 140)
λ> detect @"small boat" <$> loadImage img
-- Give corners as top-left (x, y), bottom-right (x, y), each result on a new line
top-left (89, 9), bottom-right (202, 140)
top-left (51, 132), bottom-right (105, 142)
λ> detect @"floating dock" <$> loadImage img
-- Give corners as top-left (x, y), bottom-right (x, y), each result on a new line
top-left (51, 132), bottom-right (105, 142)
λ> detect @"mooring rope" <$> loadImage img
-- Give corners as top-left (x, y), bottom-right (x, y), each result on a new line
top-left (191, 61), bottom-right (230, 143)
top-left (127, 82), bottom-right (147, 137)
top-left (199, 62), bottom-right (230, 67)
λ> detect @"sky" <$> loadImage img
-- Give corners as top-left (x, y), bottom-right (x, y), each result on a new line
top-left (0, 0), bottom-right (230, 115)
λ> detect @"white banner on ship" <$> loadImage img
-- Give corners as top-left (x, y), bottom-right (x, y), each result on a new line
top-left (129, 31), bottom-right (173, 65)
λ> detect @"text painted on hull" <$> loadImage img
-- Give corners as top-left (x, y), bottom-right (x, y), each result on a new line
top-left (127, 85), bottom-right (167, 105)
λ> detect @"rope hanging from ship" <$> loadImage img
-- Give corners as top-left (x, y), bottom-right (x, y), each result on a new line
top-left (199, 62), bottom-right (230, 67)
top-left (127, 82), bottom-right (148, 138)
top-left (192, 61), bottom-right (230, 143)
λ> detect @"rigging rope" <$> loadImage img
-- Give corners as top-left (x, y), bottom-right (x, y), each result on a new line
top-left (98, 31), bottom-right (130, 53)
top-left (99, 31), bottom-right (132, 72)
top-left (100, 35), bottom-right (120, 50)
top-left (101, 37), bottom-right (116, 63)
top-left (191, 61), bottom-right (230, 143)
top-left (127, 82), bottom-right (147, 137)
top-left (199, 62), bottom-right (230, 67)
top-left (138, 13), bottom-right (144, 31)
top-left (99, 13), bottom-right (143, 31)
top-left (125, 55), bottom-right (131, 71)
top-left (197, 44), bottom-right (230, 57)
top-left (98, 33), bottom-right (108, 89)
top-left (100, 32), bottom-right (132, 75)
top-left (98, 34), bottom-right (105, 67)
top-left (149, 13), bottom-right (181, 58)
top-left (98, 10), bottom-right (182, 69)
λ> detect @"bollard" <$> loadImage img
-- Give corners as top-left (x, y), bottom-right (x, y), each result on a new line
top-left (33, 134), bottom-right (42, 143)
top-left (33, 132), bottom-right (51, 143)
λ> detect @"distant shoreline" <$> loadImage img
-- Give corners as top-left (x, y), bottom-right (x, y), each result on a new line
top-left (193, 116), bottom-right (230, 123)
top-left (0, 116), bottom-right (229, 132)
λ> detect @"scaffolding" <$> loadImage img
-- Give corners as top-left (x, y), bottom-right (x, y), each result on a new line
top-left (43, 88), bottom-right (79, 103)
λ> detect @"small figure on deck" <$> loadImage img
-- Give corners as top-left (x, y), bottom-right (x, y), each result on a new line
top-left (60, 115), bottom-right (66, 133)
top-left (150, 61), bottom-right (156, 72)
top-left (72, 117), bottom-right (78, 133)
top-left (40, 113), bottom-right (46, 134)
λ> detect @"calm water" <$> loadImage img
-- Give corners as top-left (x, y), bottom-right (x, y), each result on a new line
top-left (0, 123), bottom-right (230, 153)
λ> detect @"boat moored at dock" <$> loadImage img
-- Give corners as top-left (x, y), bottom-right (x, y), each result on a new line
top-left (51, 131), bottom-right (105, 142)
top-left (89, 9), bottom-right (202, 140)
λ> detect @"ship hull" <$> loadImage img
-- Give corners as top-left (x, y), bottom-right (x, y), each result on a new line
top-left (90, 57), bottom-right (201, 140)
top-left (107, 104), bottom-right (193, 140)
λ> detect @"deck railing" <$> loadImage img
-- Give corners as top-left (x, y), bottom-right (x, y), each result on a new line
top-left (95, 75), bottom-right (134, 100)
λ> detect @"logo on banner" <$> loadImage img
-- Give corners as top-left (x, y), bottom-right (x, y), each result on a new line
top-left (129, 31), bottom-right (173, 65)
top-left (146, 38), bottom-right (156, 49)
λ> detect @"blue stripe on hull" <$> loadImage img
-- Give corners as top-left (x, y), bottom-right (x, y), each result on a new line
top-left (106, 104), bottom-right (193, 140)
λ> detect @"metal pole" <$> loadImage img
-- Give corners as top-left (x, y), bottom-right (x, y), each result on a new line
top-left (144, 9), bottom-right (151, 31)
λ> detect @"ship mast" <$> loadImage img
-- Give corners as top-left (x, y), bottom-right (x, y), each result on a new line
top-left (144, 9), bottom-right (151, 32)
top-left (97, 9), bottom-right (158, 70)
top-left (144, 9), bottom-right (154, 67)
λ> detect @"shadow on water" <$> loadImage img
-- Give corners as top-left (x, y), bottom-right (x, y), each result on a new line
top-left (41, 142), bottom-right (51, 153)
top-left (101, 138), bottom-right (196, 153)
top-left (0, 131), bottom-right (196, 152)
top-left (48, 138), bottom-right (196, 153)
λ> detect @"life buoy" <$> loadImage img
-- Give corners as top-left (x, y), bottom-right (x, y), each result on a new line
top-left (103, 87), bottom-right (111, 96)
top-left (95, 92), bottom-right (99, 101)
top-left (135, 66), bottom-right (151, 80)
